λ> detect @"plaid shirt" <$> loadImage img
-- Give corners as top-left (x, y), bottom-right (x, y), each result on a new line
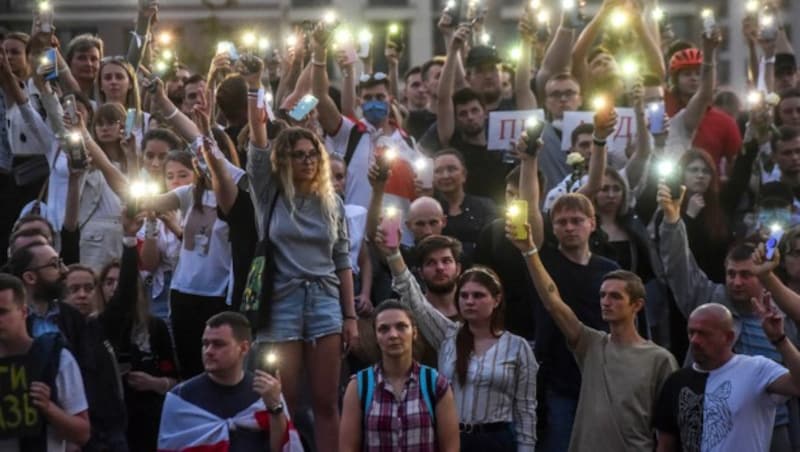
top-left (362, 361), bottom-right (449, 452)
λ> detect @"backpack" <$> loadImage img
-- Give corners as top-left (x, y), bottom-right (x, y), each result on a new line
top-left (356, 365), bottom-right (439, 429)
top-left (19, 332), bottom-right (64, 452)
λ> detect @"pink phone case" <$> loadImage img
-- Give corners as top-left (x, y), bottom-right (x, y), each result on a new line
top-left (381, 213), bottom-right (402, 248)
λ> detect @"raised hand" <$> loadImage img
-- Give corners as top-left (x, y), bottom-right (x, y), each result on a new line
top-left (656, 183), bottom-right (685, 224)
top-left (752, 291), bottom-right (785, 343)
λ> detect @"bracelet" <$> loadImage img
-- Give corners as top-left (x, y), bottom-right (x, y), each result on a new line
top-left (164, 107), bottom-right (179, 120)
top-left (312, 60), bottom-right (326, 67)
top-left (343, 315), bottom-right (357, 321)
top-left (771, 334), bottom-right (787, 346)
top-left (522, 246), bottom-right (538, 257)
top-left (122, 236), bottom-right (137, 247)
top-left (386, 251), bottom-right (403, 262)
top-left (763, 56), bottom-right (776, 64)
top-left (592, 135), bottom-right (607, 146)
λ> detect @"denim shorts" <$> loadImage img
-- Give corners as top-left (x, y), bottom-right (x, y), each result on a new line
top-left (257, 280), bottom-right (343, 343)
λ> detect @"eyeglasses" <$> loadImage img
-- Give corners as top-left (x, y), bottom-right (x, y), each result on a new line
top-left (27, 257), bottom-right (65, 272)
top-left (289, 149), bottom-right (321, 162)
top-left (359, 72), bottom-right (388, 83)
top-left (546, 90), bottom-right (578, 100)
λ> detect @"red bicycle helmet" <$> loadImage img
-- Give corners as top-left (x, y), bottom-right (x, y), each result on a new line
top-left (669, 48), bottom-right (703, 74)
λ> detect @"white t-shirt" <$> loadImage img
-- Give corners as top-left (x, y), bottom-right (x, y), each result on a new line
top-left (0, 349), bottom-right (88, 452)
top-left (345, 204), bottom-right (367, 275)
top-left (655, 354), bottom-right (789, 452)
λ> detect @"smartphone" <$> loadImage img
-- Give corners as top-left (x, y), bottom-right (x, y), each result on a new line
top-left (386, 25), bottom-right (405, 53)
top-left (766, 226), bottom-right (785, 260)
top-left (376, 143), bottom-right (396, 181)
top-left (288, 94), bottom-right (319, 121)
top-left (381, 207), bottom-right (402, 248)
top-left (216, 41), bottom-right (239, 62)
top-left (446, 0), bottom-right (463, 26)
top-left (65, 132), bottom-right (87, 170)
top-left (63, 94), bottom-right (78, 125)
top-left (647, 101), bottom-right (665, 135)
top-left (414, 157), bottom-right (433, 189)
top-left (525, 118), bottom-right (545, 156)
top-left (37, 2), bottom-right (54, 34)
top-left (656, 160), bottom-right (682, 199)
top-left (563, 0), bottom-right (584, 28)
top-left (507, 200), bottom-right (528, 240)
top-left (124, 108), bottom-right (137, 138)
top-left (759, 13), bottom-right (778, 41)
top-left (259, 351), bottom-right (280, 376)
top-left (357, 30), bottom-right (372, 59)
top-left (41, 48), bottom-right (58, 81)
top-left (702, 11), bottom-right (716, 38)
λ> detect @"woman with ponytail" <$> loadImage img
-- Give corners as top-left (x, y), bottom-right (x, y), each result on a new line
top-left (375, 231), bottom-right (538, 452)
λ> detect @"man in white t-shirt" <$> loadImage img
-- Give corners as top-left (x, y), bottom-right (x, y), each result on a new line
top-left (654, 302), bottom-right (800, 452)
top-left (0, 273), bottom-right (89, 452)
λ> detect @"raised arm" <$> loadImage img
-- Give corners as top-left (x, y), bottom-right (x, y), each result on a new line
top-left (754, 293), bottom-right (800, 397)
top-left (275, 42), bottom-right (305, 110)
top-left (682, 29), bottom-right (721, 136)
top-left (147, 77), bottom-right (202, 142)
top-left (311, 23), bottom-right (344, 135)
top-left (509, 220), bottom-right (583, 348)
top-left (516, 135), bottom-right (544, 247)
top-left (386, 43), bottom-right (401, 100)
top-left (333, 49), bottom-right (358, 119)
top-left (631, 4), bottom-right (665, 80)
top-left (437, 25), bottom-right (471, 146)
top-left (571, 0), bottom-right (618, 88)
top-left (125, 1), bottom-right (158, 71)
top-left (622, 83), bottom-right (653, 189)
top-left (577, 107), bottom-right (615, 198)
top-left (516, 12), bottom-right (538, 110)
top-left (535, 15), bottom-right (576, 100)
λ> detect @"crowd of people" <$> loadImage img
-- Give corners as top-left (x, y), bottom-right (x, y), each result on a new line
top-left (2, 0), bottom-right (800, 450)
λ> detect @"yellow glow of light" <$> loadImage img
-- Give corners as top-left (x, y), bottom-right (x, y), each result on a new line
top-left (652, 7), bottom-right (664, 22)
top-left (130, 180), bottom-right (160, 199)
top-left (384, 148), bottom-right (398, 162)
top-left (286, 34), bottom-right (298, 48)
top-left (526, 116), bottom-right (539, 129)
top-left (216, 41), bottom-right (233, 55)
top-left (480, 32), bottom-right (491, 45)
top-left (39, 55), bottom-right (50, 66)
top-left (242, 32), bottom-right (257, 47)
top-left (155, 60), bottom-right (168, 73)
top-left (385, 206), bottom-right (399, 218)
top-left (414, 157), bottom-right (427, 171)
top-left (388, 23), bottom-right (400, 35)
top-left (509, 45), bottom-right (522, 62)
top-left (507, 204), bottom-right (520, 218)
top-left (537, 9), bottom-right (551, 24)
top-left (161, 49), bottom-right (174, 60)
top-left (760, 14), bottom-right (775, 28)
top-left (358, 29), bottom-right (373, 44)
top-left (648, 102), bottom-right (660, 112)
top-left (592, 96), bottom-right (607, 111)
top-left (530, 0), bottom-right (541, 9)
top-left (657, 160), bottom-right (675, 177)
top-left (265, 352), bottom-right (277, 365)
top-left (38, 1), bottom-right (51, 11)
top-left (609, 9), bottom-right (629, 28)
top-left (747, 90), bottom-right (763, 106)
top-left (335, 28), bottom-right (353, 45)
top-left (745, 1), bottom-right (760, 13)
top-left (158, 32), bottom-right (172, 46)
top-left (701, 9), bottom-right (713, 19)
top-left (446, 0), bottom-right (456, 9)
top-left (258, 37), bottom-right (270, 50)
top-left (323, 10), bottom-right (337, 24)
top-left (562, 0), bottom-right (576, 10)
top-left (621, 59), bottom-right (638, 78)
top-left (68, 132), bottom-right (81, 144)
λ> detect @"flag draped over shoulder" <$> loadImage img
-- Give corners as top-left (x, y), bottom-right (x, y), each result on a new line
top-left (157, 392), bottom-right (303, 452)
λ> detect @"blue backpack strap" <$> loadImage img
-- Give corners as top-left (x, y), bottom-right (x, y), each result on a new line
top-left (357, 367), bottom-right (376, 429)
top-left (419, 365), bottom-right (438, 425)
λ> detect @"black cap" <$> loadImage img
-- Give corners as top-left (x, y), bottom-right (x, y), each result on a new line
top-left (759, 182), bottom-right (794, 209)
top-left (465, 45), bottom-right (502, 68)
top-left (776, 53), bottom-right (797, 75)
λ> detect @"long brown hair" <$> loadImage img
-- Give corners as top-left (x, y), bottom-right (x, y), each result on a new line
top-left (454, 266), bottom-right (505, 386)
top-left (678, 148), bottom-right (728, 242)
top-left (164, 150), bottom-right (206, 212)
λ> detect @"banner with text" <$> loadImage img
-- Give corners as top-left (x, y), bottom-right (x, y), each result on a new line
top-left (560, 108), bottom-right (637, 155)
top-left (487, 109), bottom-right (545, 150)
top-left (0, 356), bottom-right (42, 439)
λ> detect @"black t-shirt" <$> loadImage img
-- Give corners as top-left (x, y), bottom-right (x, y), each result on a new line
top-left (406, 109), bottom-right (437, 141)
top-left (439, 194), bottom-right (498, 266)
top-left (533, 245), bottom-right (618, 399)
top-left (174, 372), bottom-right (267, 451)
top-left (218, 189), bottom-right (258, 311)
top-left (448, 133), bottom-right (512, 206)
top-left (474, 218), bottom-right (537, 340)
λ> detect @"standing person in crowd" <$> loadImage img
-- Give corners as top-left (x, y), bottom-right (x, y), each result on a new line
top-left (0, 273), bottom-right (91, 451)
top-left (776, 90), bottom-right (800, 128)
top-left (654, 302), bottom-right (800, 452)
top-left (657, 182), bottom-right (800, 449)
top-left (433, 148), bottom-right (498, 263)
top-left (340, 300), bottom-right (460, 451)
top-left (374, 230), bottom-right (537, 451)
top-left (247, 54), bottom-right (356, 452)
top-left (158, 312), bottom-right (299, 452)
top-left (96, 58), bottom-right (146, 131)
top-left (509, 214), bottom-right (676, 451)
top-left (65, 34), bottom-right (103, 97)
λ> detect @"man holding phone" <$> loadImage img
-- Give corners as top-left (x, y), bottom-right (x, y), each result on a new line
top-left (158, 312), bottom-right (300, 452)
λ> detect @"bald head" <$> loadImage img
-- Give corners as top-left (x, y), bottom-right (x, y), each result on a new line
top-left (690, 303), bottom-right (734, 333)
top-left (406, 197), bottom-right (446, 242)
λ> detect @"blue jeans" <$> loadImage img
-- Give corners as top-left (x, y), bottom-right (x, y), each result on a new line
top-left (539, 390), bottom-right (577, 452)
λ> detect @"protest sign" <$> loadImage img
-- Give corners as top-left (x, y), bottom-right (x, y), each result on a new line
top-left (487, 109), bottom-right (544, 150)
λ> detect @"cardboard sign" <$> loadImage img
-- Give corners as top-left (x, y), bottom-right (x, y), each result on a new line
top-left (487, 109), bottom-right (545, 151)
top-left (0, 356), bottom-right (42, 438)
top-left (560, 108), bottom-right (637, 155)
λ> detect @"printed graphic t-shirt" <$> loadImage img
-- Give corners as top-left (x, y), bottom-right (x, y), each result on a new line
top-left (653, 354), bottom-right (788, 452)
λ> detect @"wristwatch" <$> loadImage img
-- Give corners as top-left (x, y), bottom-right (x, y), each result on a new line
top-left (267, 402), bottom-right (284, 415)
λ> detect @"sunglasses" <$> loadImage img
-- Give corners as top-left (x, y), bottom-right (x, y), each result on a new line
top-left (359, 72), bottom-right (388, 83)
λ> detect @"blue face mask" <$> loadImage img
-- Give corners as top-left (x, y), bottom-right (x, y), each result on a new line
top-left (362, 100), bottom-right (389, 125)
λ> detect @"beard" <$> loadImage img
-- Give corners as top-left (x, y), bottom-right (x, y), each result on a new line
top-left (461, 123), bottom-right (484, 138)
top-left (426, 276), bottom-right (457, 295)
top-left (34, 278), bottom-right (65, 302)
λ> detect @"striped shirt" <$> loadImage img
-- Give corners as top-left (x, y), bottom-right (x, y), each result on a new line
top-left (392, 269), bottom-right (538, 451)
top-left (361, 362), bottom-right (450, 452)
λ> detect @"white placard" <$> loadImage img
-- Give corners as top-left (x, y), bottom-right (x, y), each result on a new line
top-left (487, 109), bottom-right (545, 151)
top-left (560, 108), bottom-right (637, 155)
